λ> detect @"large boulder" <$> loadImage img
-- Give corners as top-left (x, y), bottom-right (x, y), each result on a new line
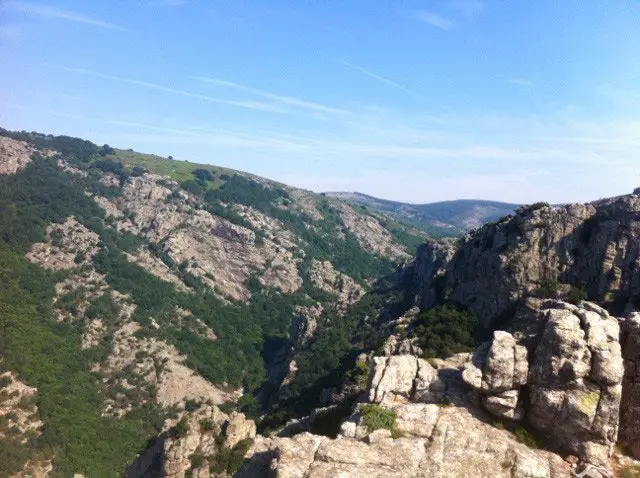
top-left (240, 405), bottom-right (571, 478)
top-left (621, 311), bottom-right (640, 457)
top-left (463, 299), bottom-right (624, 469)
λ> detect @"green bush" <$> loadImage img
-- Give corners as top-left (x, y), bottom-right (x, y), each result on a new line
top-left (172, 417), bottom-right (190, 439)
top-left (199, 419), bottom-right (215, 432)
top-left (189, 452), bottom-right (206, 469)
top-left (514, 426), bottom-right (540, 449)
top-left (359, 404), bottom-right (396, 432)
top-left (567, 286), bottom-right (587, 305)
top-left (228, 438), bottom-right (254, 474)
top-left (535, 279), bottom-right (560, 299)
top-left (413, 305), bottom-right (477, 359)
top-left (345, 360), bottom-right (371, 389)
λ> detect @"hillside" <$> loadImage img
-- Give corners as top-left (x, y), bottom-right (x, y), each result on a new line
top-left (2, 127), bottom-right (640, 478)
top-left (130, 188), bottom-right (640, 478)
top-left (325, 191), bottom-right (518, 237)
top-left (0, 128), bottom-right (428, 476)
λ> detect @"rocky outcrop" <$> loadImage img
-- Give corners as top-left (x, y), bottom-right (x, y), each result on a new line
top-left (368, 355), bottom-right (438, 406)
top-left (463, 300), bottom-right (624, 469)
top-left (241, 404), bottom-right (571, 478)
top-left (235, 299), bottom-right (630, 477)
top-left (26, 217), bottom-right (100, 270)
top-left (338, 203), bottom-right (412, 261)
top-left (94, 321), bottom-right (240, 415)
top-left (127, 405), bottom-right (256, 478)
top-left (621, 311), bottom-right (640, 457)
top-left (308, 259), bottom-right (364, 307)
top-left (0, 136), bottom-right (35, 174)
top-left (412, 196), bottom-right (640, 329)
top-left (0, 372), bottom-right (42, 441)
top-left (99, 174), bottom-right (304, 300)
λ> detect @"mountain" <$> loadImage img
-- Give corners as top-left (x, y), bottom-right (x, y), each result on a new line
top-left (224, 191), bottom-right (640, 478)
top-left (324, 191), bottom-right (519, 237)
top-left (0, 128), bottom-right (428, 476)
top-left (2, 126), bottom-right (640, 478)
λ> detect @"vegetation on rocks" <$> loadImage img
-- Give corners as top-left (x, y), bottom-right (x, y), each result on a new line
top-left (413, 305), bottom-right (478, 358)
top-left (0, 129), bottom-right (429, 474)
top-left (358, 404), bottom-right (397, 432)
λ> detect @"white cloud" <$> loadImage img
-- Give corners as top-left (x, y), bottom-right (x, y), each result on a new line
top-left (45, 65), bottom-right (289, 113)
top-left (7, 1), bottom-right (127, 31)
top-left (335, 59), bottom-right (423, 98)
top-left (413, 10), bottom-right (456, 30)
top-left (195, 76), bottom-right (350, 115)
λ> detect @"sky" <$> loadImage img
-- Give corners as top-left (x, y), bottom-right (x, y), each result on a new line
top-left (1, 1), bottom-right (639, 204)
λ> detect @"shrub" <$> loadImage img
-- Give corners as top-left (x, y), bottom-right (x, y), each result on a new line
top-left (567, 286), bottom-right (587, 305)
top-left (413, 305), bottom-right (478, 359)
top-left (189, 453), bottom-right (206, 469)
top-left (535, 279), bottom-right (560, 299)
top-left (227, 438), bottom-right (254, 474)
top-left (359, 404), bottom-right (396, 432)
top-left (514, 426), bottom-right (540, 449)
top-left (130, 166), bottom-right (146, 177)
top-left (199, 419), bottom-right (215, 432)
top-left (172, 417), bottom-right (190, 438)
top-left (345, 360), bottom-right (371, 389)
top-left (184, 399), bottom-right (200, 412)
top-left (193, 168), bottom-right (214, 182)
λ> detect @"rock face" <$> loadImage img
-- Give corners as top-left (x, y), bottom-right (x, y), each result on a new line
top-left (308, 259), bottom-right (364, 307)
top-left (621, 312), bottom-right (640, 457)
top-left (0, 136), bottom-right (35, 174)
top-left (100, 174), bottom-right (304, 301)
top-left (241, 371), bottom-right (572, 478)
top-left (236, 299), bottom-right (629, 477)
top-left (463, 299), bottom-right (624, 468)
top-left (126, 405), bottom-right (256, 478)
top-left (241, 406), bottom-right (571, 478)
top-left (411, 198), bottom-right (640, 329)
top-left (26, 217), bottom-right (100, 270)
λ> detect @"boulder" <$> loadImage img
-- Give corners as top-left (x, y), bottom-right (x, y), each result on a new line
top-left (620, 312), bottom-right (640, 457)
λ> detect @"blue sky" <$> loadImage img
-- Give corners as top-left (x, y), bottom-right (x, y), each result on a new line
top-left (1, 1), bottom-right (639, 203)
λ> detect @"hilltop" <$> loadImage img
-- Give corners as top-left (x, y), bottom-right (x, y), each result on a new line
top-left (325, 191), bottom-right (518, 237)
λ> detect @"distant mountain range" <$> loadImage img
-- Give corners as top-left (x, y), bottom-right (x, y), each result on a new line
top-left (324, 192), bottom-right (519, 237)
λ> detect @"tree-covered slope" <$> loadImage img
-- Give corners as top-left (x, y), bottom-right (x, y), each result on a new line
top-left (0, 128), bottom-right (426, 476)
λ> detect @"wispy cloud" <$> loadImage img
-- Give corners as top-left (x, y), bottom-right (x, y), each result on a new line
top-left (195, 76), bottom-right (350, 115)
top-left (413, 1), bottom-right (484, 30)
top-left (7, 1), bottom-right (127, 31)
top-left (413, 10), bottom-right (456, 30)
top-left (336, 59), bottom-right (423, 99)
top-left (45, 64), bottom-right (288, 113)
top-left (509, 78), bottom-right (533, 88)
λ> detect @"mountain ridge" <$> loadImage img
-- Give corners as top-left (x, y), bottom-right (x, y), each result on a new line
top-left (324, 191), bottom-right (519, 237)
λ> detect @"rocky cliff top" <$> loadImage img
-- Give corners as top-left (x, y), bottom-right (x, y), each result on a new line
top-left (411, 193), bottom-right (640, 329)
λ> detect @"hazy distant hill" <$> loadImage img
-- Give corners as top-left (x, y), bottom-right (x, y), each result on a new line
top-left (324, 191), bottom-right (519, 237)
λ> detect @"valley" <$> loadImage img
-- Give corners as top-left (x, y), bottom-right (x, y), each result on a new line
top-left (1, 128), bottom-right (639, 478)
